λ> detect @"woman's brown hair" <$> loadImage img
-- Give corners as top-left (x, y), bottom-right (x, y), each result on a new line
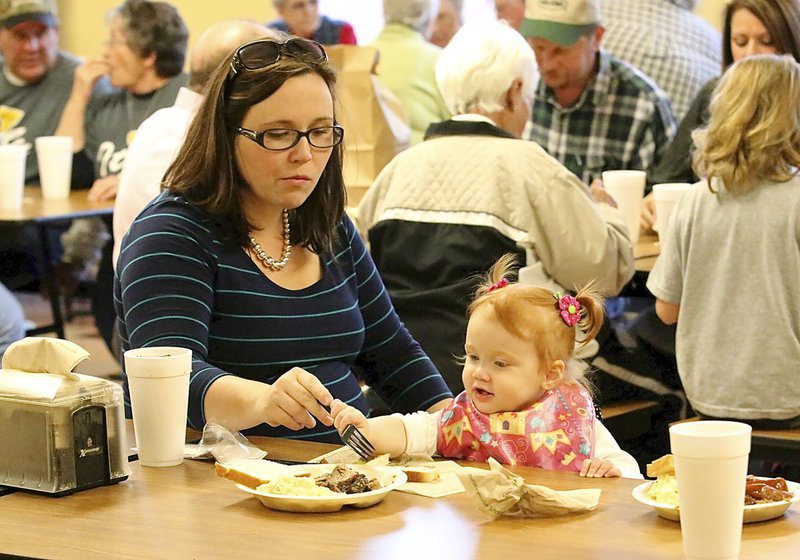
top-left (722, 0), bottom-right (800, 68)
top-left (162, 44), bottom-right (346, 255)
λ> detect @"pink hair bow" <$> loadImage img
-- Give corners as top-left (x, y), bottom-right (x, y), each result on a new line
top-left (488, 278), bottom-right (509, 292)
top-left (554, 292), bottom-right (581, 327)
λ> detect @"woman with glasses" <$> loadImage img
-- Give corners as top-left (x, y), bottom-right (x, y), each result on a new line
top-left (114, 38), bottom-right (453, 442)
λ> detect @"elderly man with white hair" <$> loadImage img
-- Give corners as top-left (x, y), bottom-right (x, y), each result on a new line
top-left (358, 19), bottom-right (634, 395)
top-left (371, 0), bottom-right (450, 144)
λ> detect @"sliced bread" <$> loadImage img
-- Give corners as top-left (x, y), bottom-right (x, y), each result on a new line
top-left (215, 459), bottom-right (296, 489)
top-left (402, 466), bottom-right (440, 483)
top-left (646, 454), bottom-right (675, 478)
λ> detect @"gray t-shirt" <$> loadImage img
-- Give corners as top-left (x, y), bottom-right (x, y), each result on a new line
top-left (0, 51), bottom-right (111, 183)
top-left (647, 178), bottom-right (800, 420)
top-left (84, 72), bottom-right (187, 178)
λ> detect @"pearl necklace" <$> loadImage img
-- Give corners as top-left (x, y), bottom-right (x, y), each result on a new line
top-left (249, 209), bottom-right (291, 271)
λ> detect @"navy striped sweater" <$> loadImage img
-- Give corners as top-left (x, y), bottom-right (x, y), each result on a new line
top-left (114, 192), bottom-right (452, 442)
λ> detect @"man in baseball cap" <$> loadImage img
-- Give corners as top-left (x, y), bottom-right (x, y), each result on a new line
top-left (0, 0), bottom-right (59, 84)
top-left (520, 0), bottom-right (679, 435)
top-left (520, 0), bottom-right (675, 185)
top-left (520, 0), bottom-right (599, 46)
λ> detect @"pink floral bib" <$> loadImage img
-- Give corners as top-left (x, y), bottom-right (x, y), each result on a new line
top-left (436, 384), bottom-right (596, 471)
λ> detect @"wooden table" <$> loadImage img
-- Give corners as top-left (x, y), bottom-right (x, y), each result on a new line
top-left (0, 428), bottom-right (797, 559)
top-left (0, 187), bottom-right (114, 338)
top-left (634, 233), bottom-right (660, 272)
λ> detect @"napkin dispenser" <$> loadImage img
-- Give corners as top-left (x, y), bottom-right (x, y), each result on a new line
top-left (0, 342), bottom-right (131, 496)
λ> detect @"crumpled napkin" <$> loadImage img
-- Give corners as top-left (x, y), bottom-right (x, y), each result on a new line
top-left (456, 458), bottom-right (601, 518)
top-left (1, 337), bottom-right (88, 378)
top-left (184, 423), bottom-right (267, 462)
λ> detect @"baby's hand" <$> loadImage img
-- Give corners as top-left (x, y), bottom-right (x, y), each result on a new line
top-left (330, 398), bottom-right (369, 436)
top-left (580, 458), bottom-right (622, 478)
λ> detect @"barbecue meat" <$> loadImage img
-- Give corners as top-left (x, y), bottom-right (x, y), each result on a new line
top-left (315, 465), bottom-right (380, 494)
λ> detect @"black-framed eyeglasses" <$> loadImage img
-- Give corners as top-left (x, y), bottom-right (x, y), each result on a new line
top-left (236, 125), bottom-right (344, 151)
top-left (227, 38), bottom-right (328, 83)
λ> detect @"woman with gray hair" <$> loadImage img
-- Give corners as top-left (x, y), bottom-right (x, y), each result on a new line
top-left (56, 0), bottom-right (187, 200)
top-left (371, 0), bottom-right (450, 144)
top-left (358, 19), bottom-right (634, 394)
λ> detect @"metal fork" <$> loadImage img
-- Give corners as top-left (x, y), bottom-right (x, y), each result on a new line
top-left (341, 424), bottom-right (375, 461)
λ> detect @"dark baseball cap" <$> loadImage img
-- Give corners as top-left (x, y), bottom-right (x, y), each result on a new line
top-left (0, 0), bottom-right (58, 29)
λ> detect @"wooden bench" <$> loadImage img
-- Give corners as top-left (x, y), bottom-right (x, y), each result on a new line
top-left (672, 418), bottom-right (800, 464)
top-left (600, 400), bottom-right (660, 442)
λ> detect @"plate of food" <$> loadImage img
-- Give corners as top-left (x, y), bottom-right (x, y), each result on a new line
top-left (216, 460), bottom-right (407, 513)
top-left (632, 455), bottom-right (799, 523)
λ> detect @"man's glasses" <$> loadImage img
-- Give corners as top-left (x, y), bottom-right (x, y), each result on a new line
top-left (236, 125), bottom-right (344, 151)
top-left (227, 38), bottom-right (328, 82)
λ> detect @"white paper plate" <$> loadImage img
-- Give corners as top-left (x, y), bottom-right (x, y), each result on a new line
top-left (235, 464), bottom-right (407, 513)
top-left (632, 479), bottom-right (800, 523)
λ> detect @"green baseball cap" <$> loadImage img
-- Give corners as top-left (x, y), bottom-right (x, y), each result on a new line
top-left (520, 0), bottom-right (600, 46)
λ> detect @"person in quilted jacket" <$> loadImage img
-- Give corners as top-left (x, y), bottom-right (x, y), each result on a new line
top-left (356, 19), bottom-right (634, 394)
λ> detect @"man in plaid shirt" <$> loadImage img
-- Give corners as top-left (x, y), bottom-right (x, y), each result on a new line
top-left (523, 1), bottom-right (685, 463)
top-left (522, 0), bottom-right (676, 187)
top-left (599, 0), bottom-right (721, 121)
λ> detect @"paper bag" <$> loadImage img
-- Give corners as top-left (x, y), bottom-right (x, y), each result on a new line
top-left (326, 45), bottom-right (410, 206)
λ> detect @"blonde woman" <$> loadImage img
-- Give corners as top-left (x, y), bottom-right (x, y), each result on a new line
top-left (647, 55), bottom-right (800, 429)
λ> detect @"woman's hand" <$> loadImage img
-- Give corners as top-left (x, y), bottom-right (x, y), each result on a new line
top-left (74, 59), bottom-right (110, 99)
top-left (580, 457), bottom-right (622, 478)
top-left (330, 398), bottom-right (369, 436)
top-left (257, 367), bottom-right (334, 430)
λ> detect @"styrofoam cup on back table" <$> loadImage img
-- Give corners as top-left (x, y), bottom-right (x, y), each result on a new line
top-left (35, 136), bottom-right (73, 200)
top-left (652, 183), bottom-right (690, 244)
top-left (601, 170), bottom-right (646, 244)
top-left (0, 145), bottom-right (28, 212)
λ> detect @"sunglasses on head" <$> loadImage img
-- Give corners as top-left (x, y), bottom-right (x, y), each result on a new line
top-left (227, 38), bottom-right (328, 83)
